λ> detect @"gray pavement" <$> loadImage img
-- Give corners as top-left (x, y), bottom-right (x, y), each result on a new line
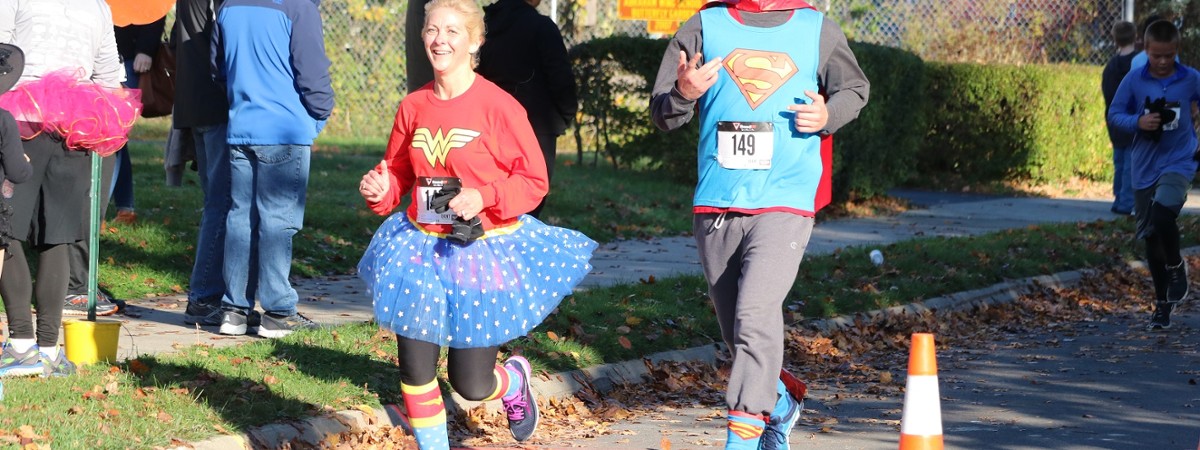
top-left (95, 190), bottom-right (1200, 448)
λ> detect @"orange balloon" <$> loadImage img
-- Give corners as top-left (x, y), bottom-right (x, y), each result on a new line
top-left (106, 0), bottom-right (175, 27)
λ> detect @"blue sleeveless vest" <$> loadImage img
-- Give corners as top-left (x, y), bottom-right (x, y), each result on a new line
top-left (694, 7), bottom-right (823, 212)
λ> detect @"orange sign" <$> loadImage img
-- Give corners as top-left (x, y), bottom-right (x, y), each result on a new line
top-left (619, 0), bottom-right (704, 34)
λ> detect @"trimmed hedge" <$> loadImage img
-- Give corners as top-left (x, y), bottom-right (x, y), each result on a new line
top-left (920, 63), bottom-right (1109, 185)
top-left (833, 42), bottom-right (926, 200)
top-left (568, 36), bottom-right (1111, 202)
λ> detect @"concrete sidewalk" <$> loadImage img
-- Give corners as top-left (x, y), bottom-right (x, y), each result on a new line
top-left (101, 190), bottom-right (1200, 449)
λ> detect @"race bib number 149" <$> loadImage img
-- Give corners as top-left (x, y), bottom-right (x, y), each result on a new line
top-left (717, 121), bottom-right (773, 170)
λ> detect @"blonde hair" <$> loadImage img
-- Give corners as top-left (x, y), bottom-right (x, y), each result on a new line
top-left (424, 0), bottom-right (486, 67)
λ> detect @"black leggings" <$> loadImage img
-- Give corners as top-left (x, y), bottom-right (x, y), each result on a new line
top-left (397, 336), bottom-right (501, 401)
top-left (1145, 202), bottom-right (1183, 301)
top-left (0, 241), bottom-right (72, 347)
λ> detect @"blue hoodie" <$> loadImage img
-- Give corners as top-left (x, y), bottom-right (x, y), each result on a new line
top-left (1108, 61), bottom-right (1200, 189)
top-left (212, 0), bottom-right (334, 145)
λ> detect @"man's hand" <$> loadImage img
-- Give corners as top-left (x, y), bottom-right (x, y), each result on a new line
top-left (133, 53), bottom-right (152, 73)
top-left (1139, 113), bottom-right (1162, 131)
top-left (786, 90), bottom-right (829, 133)
top-left (675, 51), bottom-right (722, 101)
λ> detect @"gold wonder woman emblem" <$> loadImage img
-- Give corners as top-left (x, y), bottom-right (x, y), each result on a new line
top-left (413, 127), bottom-right (482, 167)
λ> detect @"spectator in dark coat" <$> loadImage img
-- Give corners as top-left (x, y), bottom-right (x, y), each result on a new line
top-left (477, 0), bottom-right (576, 218)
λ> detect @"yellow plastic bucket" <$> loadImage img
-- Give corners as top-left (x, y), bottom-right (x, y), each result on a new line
top-left (62, 319), bottom-right (121, 365)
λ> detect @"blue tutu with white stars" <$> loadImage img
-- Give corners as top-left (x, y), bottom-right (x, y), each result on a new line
top-left (358, 214), bottom-right (596, 348)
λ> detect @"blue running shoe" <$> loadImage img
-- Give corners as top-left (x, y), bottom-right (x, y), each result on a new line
top-left (502, 356), bottom-right (539, 442)
top-left (0, 343), bottom-right (44, 378)
top-left (761, 390), bottom-right (801, 450)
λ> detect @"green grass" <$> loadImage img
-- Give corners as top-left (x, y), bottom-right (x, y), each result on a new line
top-left (1, 323), bottom-right (396, 449)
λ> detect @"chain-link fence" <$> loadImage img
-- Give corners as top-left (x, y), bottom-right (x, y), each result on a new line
top-left (316, 0), bottom-right (1129, 138)
top-left (823, 0), bottom-right (1130, 65)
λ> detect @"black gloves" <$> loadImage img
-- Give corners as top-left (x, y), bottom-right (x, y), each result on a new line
top-left (1143, 96), bottom-right (1178, 141)
top-left (431, 185), bottom-right (484, 245)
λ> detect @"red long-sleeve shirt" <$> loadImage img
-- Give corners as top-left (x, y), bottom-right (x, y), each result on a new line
top-left (367, 76), bottom-right (548, 234)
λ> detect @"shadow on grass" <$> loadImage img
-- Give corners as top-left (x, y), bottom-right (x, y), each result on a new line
top-left (132, 340), bottom-right (402, 436)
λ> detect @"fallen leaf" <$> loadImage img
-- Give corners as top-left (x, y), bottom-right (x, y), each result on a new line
top-left (618, 336), bottom-right (632, 350)
top-left (157, 411), bottom-right (173, 423)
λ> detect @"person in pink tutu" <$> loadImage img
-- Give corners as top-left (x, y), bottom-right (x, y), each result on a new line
top-left (0, 0), bottom-right (137, 378)
top-left (356, 0), bottom-right (595, 446)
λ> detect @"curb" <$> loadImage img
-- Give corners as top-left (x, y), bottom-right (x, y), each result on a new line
top-left (183, 248), bottom-right (1194, 449)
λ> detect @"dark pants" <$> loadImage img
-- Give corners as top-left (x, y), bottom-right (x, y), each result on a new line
top-left (0, 134), bottom-right (92, 347)
top-left (67, 154), bottom-right (116, 295)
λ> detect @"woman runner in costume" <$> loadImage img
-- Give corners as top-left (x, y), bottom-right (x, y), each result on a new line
top-left (356, 0), bottom-right (595, 447)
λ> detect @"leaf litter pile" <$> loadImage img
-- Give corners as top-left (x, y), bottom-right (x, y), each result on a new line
top-left (286, 259), bottom-right (1185, 448)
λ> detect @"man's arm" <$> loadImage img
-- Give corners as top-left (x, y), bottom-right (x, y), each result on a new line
top-left (816, 17), bottom-right (869, 135)
top-left (290, 1), bottom-right (334, 120)
top-left (649, 14), bottom-right (704, 132)
top-left (209, 5), bottom-right (225, 84)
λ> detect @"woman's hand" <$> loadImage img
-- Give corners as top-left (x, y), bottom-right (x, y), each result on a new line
top-left (360, 160), bottom-right (389, 203)
top-left (448, 187), bottom-right (483, 220)
top-left (133, 53), bottom-right (152, 73)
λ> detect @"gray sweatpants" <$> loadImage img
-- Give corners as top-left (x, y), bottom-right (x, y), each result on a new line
top-left (694, 212), bottom-right (813, 416)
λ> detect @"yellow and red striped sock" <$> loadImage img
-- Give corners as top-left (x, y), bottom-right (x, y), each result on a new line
top-left (480, 363), bottom-right (520, 401)
top-left (401, 380), bottom-right (449, 450)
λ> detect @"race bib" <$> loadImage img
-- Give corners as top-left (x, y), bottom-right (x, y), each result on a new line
top-left (717, 121), bottom-right (773, 170)
top-left (1163, 104), bottom-right (1182, 131)
top-left (415, 176), bottom-right (461, 225)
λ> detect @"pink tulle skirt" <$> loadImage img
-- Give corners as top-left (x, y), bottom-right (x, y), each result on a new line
top-left (0, 69), bottom-right (141, 156)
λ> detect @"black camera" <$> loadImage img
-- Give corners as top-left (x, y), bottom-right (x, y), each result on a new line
top-left (1142, 96), bottom-right (1179, 141)
top-left (430, 185), bottom-right (484, 245)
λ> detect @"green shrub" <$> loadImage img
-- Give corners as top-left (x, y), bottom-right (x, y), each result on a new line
top-left (832, 42), bottom-right (926, 200)
top-left (569, 36), bottom-right (675, 170)
top-left (919, 63), bottom-right (1108, 185)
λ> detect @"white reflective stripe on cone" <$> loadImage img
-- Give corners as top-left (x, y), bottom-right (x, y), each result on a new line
top-left (900, 375), bottom-right (942, 435)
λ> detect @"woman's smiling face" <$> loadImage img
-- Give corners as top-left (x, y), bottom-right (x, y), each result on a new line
top-left (423, 6), bottom-right (479, 75)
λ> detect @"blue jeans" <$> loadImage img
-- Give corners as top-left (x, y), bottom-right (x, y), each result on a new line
top-left (111, 59), bottom-right (139, 210)
top-left (1112, 146), bottom-right (1134, 213)
top-left (222, 144), bottom-right (310, 316)
top-left (187, 125), bottom-right (232, 306)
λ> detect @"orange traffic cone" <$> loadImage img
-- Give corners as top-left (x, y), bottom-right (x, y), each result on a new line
top-left (899, 333), bottom-right (943, 450)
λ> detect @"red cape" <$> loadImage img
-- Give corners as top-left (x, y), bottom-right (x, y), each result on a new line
top-left (702, 0), bottom-right (814, 13)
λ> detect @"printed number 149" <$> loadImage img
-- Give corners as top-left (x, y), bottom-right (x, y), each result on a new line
top-left (731, 134), bottom-right (755, 155)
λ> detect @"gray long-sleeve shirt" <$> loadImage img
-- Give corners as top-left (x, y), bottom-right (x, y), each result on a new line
top-left (650, 9), bottom-right (869, 135)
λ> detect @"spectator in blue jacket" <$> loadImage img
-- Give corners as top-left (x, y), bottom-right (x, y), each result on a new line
top-left (211, 0), bottom-right (334, 338)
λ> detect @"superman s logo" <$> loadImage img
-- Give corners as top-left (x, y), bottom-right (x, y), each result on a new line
top-left (412, 127), bottom-right (482, 167)
top-left (723, 49), bottom-right (796, 110)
